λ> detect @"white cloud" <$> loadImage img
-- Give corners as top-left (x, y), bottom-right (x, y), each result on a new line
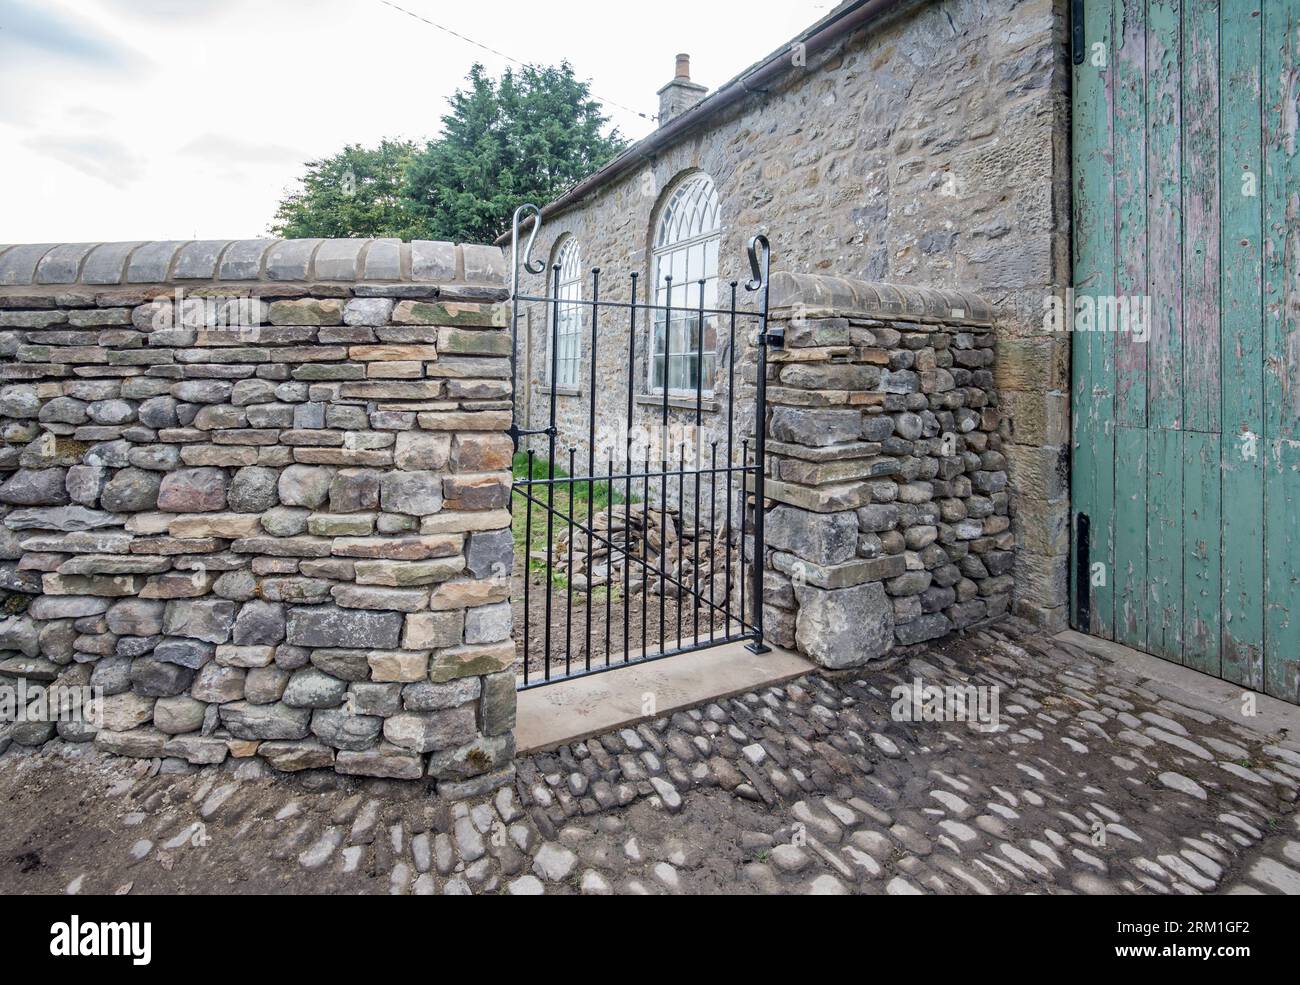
top-left (23, 133), bottom-right (147, 189)
top-left (0, 0), bottom-right (137, 67)
top-left (0, 0), bottom-right (829, 243)
top-left (96, 0), bottom-right (227, 19)
top-left (177, 133), bottom-right (306, 167)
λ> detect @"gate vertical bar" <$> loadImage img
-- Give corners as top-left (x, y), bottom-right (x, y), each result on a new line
top-left (522, 449), bottom-right (534, 687)
top-left (724, 283), bottom-right (737, 633)
top-left (586, 268), bottom-right (600, 672)
top-left (676, 439), bottom-right (686, 646)
top-left (605, 454), bottom-right (613, 666)
top-left (708, 441), bottom-right (718, 643)
top-left (508, 204), bottom-right (543, 448)
top-left (660, 276), bottom-right (672, 656)
top-left (564, 446), bottom-right (575, 676)
top-left (623, 273), bottom-right (637, 666)
top-left (692, 278), bottom-right (705, 644)
top-left (744, 235), bottom-right (772, 654)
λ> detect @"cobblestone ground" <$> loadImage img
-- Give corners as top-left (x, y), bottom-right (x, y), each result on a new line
top-left (2, 618), bottom-right (1298, 895)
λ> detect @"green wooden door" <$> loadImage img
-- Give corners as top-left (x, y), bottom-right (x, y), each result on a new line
top-left (1071, 0), bottom-right (1300, 704)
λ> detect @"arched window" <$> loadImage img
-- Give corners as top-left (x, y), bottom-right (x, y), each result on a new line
top-left (651, 172), bottom-right (720, 395)
top-left (549, 237), bottom-right (582, 388)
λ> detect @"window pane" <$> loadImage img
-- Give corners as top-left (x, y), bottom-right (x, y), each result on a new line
top-left (650, 172), bottom-right (720, 395)
top-left (549, 238), bottom-right (583, 387)
top-left (670, 249), bottom-right (686, 290)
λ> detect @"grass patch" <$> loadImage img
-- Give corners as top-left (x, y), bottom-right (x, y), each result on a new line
top-left (511, 453), bottom-right (639, 592)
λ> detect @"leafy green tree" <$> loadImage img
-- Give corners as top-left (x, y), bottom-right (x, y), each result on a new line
top-left (269, 140), bottom-right (426, 239)
top-left (404, 62), bottom-right (627, 244)
top-left (268, 63), bottom-right (625, 244)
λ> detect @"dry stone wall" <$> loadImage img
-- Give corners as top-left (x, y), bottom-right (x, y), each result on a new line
top-left (757, 272), bottom-right (1011, 667)
top-left (0, 238), bottom-right (518, 795)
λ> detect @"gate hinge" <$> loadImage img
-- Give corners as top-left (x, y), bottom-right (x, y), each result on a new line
top-left (758, 327), bottom-right (784, 349)
top-left (507, 423), bottom-right (555, 447)
top-left (1071, 0), bottom-right (1086, 65)
top-left (1074, 511), bottom-right (1091, 629)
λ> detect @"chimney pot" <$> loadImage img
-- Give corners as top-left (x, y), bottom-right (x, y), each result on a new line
top-left (657, 52), bottom-right (707, 127)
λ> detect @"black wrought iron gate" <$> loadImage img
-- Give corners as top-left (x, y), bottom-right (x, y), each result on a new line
top-left (507, 204), bottom-right (778, 690)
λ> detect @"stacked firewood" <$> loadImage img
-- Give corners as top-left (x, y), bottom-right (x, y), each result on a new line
top-left (537, 504), bottom-right (731, 598)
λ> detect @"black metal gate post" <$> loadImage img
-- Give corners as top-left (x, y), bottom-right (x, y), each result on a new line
top-left (744, 234), bottom-right (777, 655)
top-left (508, 204), bottom-right (544, 449)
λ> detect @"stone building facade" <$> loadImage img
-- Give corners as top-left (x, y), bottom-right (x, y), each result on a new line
top-left (0, 238), bottom-right (518, 795)
top-left (511, 0), bottom-right (1070, 629)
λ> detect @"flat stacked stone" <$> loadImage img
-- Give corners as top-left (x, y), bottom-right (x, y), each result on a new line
top-left (0, 238), bottom-right (515, 790)
top-left (754, 272), bottom-right (1010, 667)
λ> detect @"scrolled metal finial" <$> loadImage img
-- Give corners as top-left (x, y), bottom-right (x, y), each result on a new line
top-left (511, 203), bottom-right (545, 279)
top-left (745, 233), bottom-right (771, 292)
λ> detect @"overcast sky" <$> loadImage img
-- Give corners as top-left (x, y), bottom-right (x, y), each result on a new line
top-left (0, 0), bottom-right (832, 244)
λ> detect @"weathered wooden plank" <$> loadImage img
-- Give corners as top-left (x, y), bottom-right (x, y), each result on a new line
top-left (1221, 445), bottom-right (1265, 689)
top-left (1262, 0), bottom-right (1300, 703)
top-left (1264, 438), bottom-right (1300, 702)
top-left (1146, 426), bottom-right (1184, 660)
top-left (1114, 425), bottom-right (1148, 648)
top-left (1262, 1), bottom-right (1300, 443)
top-left (1071, 0), bottom-right (1117, 635)
top-left (1092, 0), bottom-right (1118, 639)
top-left (1147, 0), bottom-right (1184, 429)
top-left (1219, 0), bottom-right (1266, 691)
top-left (1114, 0), bottom-right (1149, 429)
top-left (1182, 430), bottom-right (1221, 675)
top-left (1182, 0), bottom-right (1221, 432)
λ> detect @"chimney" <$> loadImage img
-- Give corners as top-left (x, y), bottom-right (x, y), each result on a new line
top-left (657, 53), bottom-right (708, 127)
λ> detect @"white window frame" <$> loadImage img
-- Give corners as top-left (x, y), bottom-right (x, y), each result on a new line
top-left (650, 172), bottom-right (720, 397)
top-left (547, 237), bottom-right (583, 389)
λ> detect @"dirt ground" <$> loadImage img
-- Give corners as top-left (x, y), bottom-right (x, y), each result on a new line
top-left (0, 750), bottom-right (438, 895)
top-left (0, 743), bottom-right (773, 896)
top-left (510, 572), bottom-right (734, 682)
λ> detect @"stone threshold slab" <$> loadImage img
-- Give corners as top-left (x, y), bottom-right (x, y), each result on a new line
top-left (515, 640), bottom-right (815, 755)
top-left (1058, 630), bottom-right (1300, 754)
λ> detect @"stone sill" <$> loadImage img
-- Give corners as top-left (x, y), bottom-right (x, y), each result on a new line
top-left (634, 394), bottom-right (718, 413)
top-left (538, 385), bottom-right (582, 398)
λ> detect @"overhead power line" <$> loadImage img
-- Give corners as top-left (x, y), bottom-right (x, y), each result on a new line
top-left (376, 0), bottom-right (657, 122)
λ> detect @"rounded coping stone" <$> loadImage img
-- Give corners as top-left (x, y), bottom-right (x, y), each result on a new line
top-left (0, 239), bottom-right (507, 295)
top-left (767, 270), bottom-right (994, 328)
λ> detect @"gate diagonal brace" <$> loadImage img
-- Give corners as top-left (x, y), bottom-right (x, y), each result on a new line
top-left (511, 483), bottom-right (755, 630)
